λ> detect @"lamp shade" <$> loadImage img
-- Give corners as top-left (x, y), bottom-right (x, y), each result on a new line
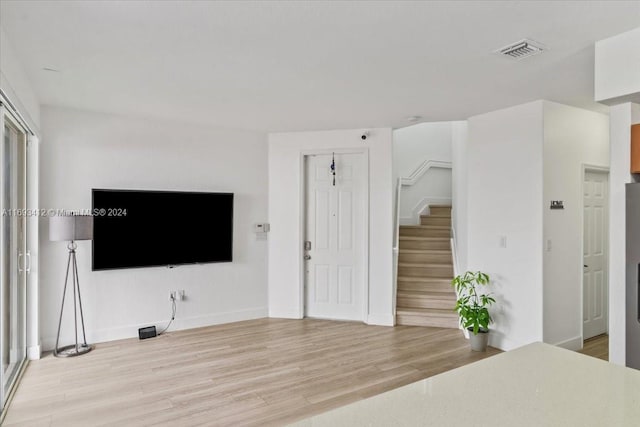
top-left (49, 215), bottom-right (93, 242)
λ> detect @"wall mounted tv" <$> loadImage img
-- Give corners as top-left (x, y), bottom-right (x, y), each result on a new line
top-left (92, 189), bottom-right (233, 271)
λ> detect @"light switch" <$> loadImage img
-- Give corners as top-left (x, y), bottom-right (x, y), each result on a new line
top-left (499, 236), bottom-right (507, 248)
top-left (546, 239), bottom-right (552, 252)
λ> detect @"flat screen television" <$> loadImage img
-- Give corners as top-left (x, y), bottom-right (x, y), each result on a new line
top-left (92, 189), bottom-right (233, 271)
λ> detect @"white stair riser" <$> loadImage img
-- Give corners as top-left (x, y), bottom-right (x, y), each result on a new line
top-left (397, 296), bottom-right (456, 310)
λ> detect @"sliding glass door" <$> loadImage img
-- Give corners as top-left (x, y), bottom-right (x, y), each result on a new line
top-left (0, 108), bottom-right (28, 411)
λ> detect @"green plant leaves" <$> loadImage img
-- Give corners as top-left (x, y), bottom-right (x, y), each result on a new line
top-left (451, 271), bottom-right (495, 335)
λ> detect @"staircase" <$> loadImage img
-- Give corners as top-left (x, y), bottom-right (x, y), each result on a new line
top-left (396, 205), bottom-right (458, 328)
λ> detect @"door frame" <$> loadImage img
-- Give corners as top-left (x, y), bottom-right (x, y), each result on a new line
top-left (0, 104), bottom-right (29, 414)
top-left (580, 164), bottom-right (610, 344)
top-left (298, 148), bottom-right (370, 322)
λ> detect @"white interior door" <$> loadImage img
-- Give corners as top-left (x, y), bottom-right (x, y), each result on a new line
top-left (583, 170), bottom-right (609, 340)
top-left (304, 152), bottom-right (365, 321)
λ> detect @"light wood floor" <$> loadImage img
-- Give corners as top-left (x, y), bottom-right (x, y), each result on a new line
top-left (578, 334), bottom-right (608, 361)
top-left (3, 318), bottom-right (501, 427)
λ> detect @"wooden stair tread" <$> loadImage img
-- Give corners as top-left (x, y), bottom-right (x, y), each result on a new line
top-left (420, 214), bottom-right (451, 218)
top-left (397, 291), bottom-right (456, 300)
top-left (398, 262), bottom-right (453, 268)
top-left (398, 289), bottom-right (455, 296)
top-left (400, 225), bottom-right (451, 230)
top-left (399, 249), bottom-right (451, 254)
top-left (428, 204), bottom-right (451, 208)
top-left (397, 276), bottom-right (452, 283)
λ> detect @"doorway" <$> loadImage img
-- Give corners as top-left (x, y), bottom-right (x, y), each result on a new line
top-left (303, 151), bottom-right (367, 321)
top-left (0, 107), bottom-right (28, 412)
top-left (583, 169), bottom-right (609, 341)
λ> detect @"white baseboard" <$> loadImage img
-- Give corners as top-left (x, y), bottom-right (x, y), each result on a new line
top-left (41, 307), bottom-right (268, 351)
top-left (487, 332), bottom-right (523, 352)
top-left (27, 344), bottom-right (41, 360)
top-left (554, 336), bottom-right (583, 351)
top-left (367, 313), bottom-right (395, 326)
top-left (268, 309), bottom-right (303, 319)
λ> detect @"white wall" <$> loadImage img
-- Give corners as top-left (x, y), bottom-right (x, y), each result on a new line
top-left (393, 122), bottom-right (452, 178)
top-left (451, 121), bottom-right (468, 274)
top-left (608, 102), bottom-right (640, 365)
top-left (39, 106), bottom-right (268, 349)
top-left (0, 25), bottom-right (42, 359)
top-left (542, 101), bottom-right (609, 350)
top-left (268, 128), bottom-right (394, 325)
top-left (393, 122), bottom-right (452, 224)
top-left (0, 26), bottom-right (40, 130)
top-left (595, 27), bottom-right (640, 105)
top-left (398, 169), bottom-right (451, 225)
top-left (467, 101), bottom-right (544, 351)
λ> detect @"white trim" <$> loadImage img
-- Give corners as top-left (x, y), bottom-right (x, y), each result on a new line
top-left (27, 344), bottom-right (40, 360)
top-left (0, 106), bottom-right (5, 401)
top-left (400, 196), bottom-right (452, 225)
top-left (451, 226), bottom-right (460, 278)
top-left (393, 177), bottom-right (402, 252)
top-left (42, 307), bottom-right (268, 350)
top-left (268, 309), bottom-right (303, 319)
top-left (554, 336), bottom-right (583, 351)
top-left (0, 89), bottom-right (36, 136)
top-left (366, 313), bottom-right (395, 326)
top-left (26, 134), bottom-right (39, 364)
top-left (450, 225), bottom-right (463, 332)
top-left (0, 107), bottom-right (31, 408)
top-left (400, 160), bottom-right (452, 186)
top-left (392, 178), bottom-right (402, 316)
top-left (299, 149), bottom-right (370, 323)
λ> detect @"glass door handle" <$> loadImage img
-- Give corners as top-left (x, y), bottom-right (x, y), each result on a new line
top-left (18, 250), bottom-right (31, 274)
top-left (25, 250), bottom-right (31, 273)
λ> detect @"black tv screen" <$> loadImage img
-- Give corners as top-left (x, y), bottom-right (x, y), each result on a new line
top-left (92, 189), bottom-right (233, 271)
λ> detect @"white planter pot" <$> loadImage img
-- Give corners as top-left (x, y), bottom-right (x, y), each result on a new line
top-left (468, 328), bottom-right (489, 352)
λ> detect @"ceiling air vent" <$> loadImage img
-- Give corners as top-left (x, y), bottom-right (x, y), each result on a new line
top-left (496, 39), bottom-right (545, 60)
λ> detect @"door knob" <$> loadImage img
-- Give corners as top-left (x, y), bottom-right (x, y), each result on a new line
top-left (584, 265), bottom-right (588, 268)
top-left (304, 254), bottom-right (311, 260)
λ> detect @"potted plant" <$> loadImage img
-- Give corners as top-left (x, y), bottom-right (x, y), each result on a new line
top-left (452, 271), bottom-right (495, 352)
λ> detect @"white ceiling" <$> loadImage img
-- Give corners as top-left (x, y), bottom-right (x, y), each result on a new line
top-left (1, 1), bottom-right (639, 132)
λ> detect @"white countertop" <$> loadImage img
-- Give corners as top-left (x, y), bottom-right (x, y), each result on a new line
top-left (288, 342), bottom-right (640, 427)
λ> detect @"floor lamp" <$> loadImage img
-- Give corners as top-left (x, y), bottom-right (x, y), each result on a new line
top-left (49, 214), bottom-right (94, 357)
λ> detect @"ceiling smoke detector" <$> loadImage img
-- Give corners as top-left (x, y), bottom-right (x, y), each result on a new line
top-left (495, 39), bottom-right (545, 60)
